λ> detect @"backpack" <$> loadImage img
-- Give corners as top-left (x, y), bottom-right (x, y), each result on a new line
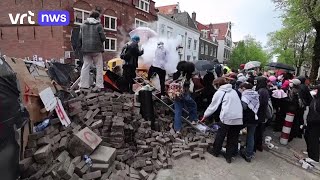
top-left (266, 99), bottom-right (274, 120)
top-left (168, 76), bottom-right (194, 100)
top-left (120, 44), bottom-right (130, 61)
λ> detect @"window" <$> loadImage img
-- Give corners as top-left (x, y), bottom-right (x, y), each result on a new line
top-left (180, 34), bottom-right (184, 46)
top-left (187, 55), bottom-right (191, 61)
top-left (210, 47), bottom-right (213, 56)
top-left (167, 26), bottom-right (173, 38)
top-left (104, 15), bottom-right (117, 31)
top-left (136, 0), bottom-right (150, 12)
top-left (201, 43), bottom-right (204, 54)
top-left (201, 30), bottom-right (208, 38)
top-left (135, 18), bottom-right (148, 28)
top-left (205, 45), bottom-right (208, 55)
top-left (193, 56), bottom-right (197, 61)
top-left (188, 38), bottom-right (192, 49)
top-left (74, 8), bottom-right (90, 25)
top-left (160, 24), bottom-right (165, 35)
top-left (104, 37), bottom-right (117, 51)
top-left (193, 40), bottom-right (197, 51)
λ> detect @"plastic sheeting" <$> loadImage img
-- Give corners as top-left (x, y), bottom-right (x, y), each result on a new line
top-left (48, 62), bottom-right (78, 87)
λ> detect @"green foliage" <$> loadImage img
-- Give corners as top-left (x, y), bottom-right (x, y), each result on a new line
top-left (271, 0), bottom-right (320, 80)
top-left (229, 35), bottom-right (270, 69)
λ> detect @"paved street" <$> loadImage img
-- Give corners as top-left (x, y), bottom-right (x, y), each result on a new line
top-left (156, 131), bottom-right (320, 180)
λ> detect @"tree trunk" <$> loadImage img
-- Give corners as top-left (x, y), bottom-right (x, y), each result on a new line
top-left (297, 32), bottom-right (307, 76)
top-left (310, 24), bottom-right (320, 83)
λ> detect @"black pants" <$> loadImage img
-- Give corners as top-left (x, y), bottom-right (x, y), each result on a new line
top-left (212, 123), bottom-right (241, 159)
top-left (147, 66), bottom-right (166, 95)
top-left (123, 64), bottom-right (136, 92)
top-left (254, 122), bottom-right (265, 151)
top-left (289, 108), bottom-right (304, 141)
top-left (305, 124), bottom-right (320, 162)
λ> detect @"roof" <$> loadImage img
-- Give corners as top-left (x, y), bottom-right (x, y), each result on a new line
top-left (165, 12), bottom-right (198, 31)
top-left (157, 4), bottom-right (178, 14)
top-left (208, 22), bottom-right (230, 40)
top-left (196, 21), bottom-right (218, 44)
top-left (197, 21), bottom-right (209, 31)
top-left (158, 14), bottom-right (199, 33)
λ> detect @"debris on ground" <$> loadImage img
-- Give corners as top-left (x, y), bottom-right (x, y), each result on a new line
top-left (20, 90), bottom-right (212, 180)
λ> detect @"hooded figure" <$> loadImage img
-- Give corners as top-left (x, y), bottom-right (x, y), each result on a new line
top-left (79, 11), bottom-right (107, 91)
top-left (202, 78), bottom-right (243, 163)
top-left (122, 35), bottom-right (144, 93)
top-left (254, 76), bottom-right (270, 152)
top-left (147, 42), bottom-right (168, 97)
top-left (298, 76), bottom-right (313, 107)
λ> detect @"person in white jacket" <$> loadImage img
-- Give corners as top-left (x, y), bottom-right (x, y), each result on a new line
top-left (147, 42), bottom-right (168, 97)
top-left (201, 77), bottom-right (243, 163)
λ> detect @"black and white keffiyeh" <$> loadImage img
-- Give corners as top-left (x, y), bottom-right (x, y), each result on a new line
top-left (242, 89), bottom-right (260, 120)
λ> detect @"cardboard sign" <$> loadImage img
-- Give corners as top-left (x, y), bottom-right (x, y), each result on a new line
top-left (39, 87), bottom-right (57, 111)
top-left (55, 98), bottom-right (71, 127)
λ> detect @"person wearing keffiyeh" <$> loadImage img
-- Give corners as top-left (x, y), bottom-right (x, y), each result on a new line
top-left (239, 82), bottom-right (260, 162)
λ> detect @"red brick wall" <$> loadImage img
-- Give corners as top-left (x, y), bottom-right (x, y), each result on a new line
top-left (0, 0), bottom-right (157, 62)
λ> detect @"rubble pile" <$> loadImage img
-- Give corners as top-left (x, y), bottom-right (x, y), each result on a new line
top-left (19, 91), bottom-right (212, 180)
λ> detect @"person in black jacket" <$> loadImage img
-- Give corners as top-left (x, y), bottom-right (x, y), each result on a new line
top-left (239, 82), bottom-right (260, 162)
top-left (255, 76), bottom-right (269, 152)
top-left (298, 76), bottom-right (313, 124)
top-left (305, 85), bottom-right (320, 163)
top-left (122, 35), bottom-right (144, 93)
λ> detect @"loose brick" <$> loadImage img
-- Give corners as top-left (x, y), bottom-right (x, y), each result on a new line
top-left (193, 147), bottom-right (205, 153)
top-left (59, 137), bottom-right (68, 151)
top-left (172, 152), bottom-right (183, 160)
top-left (91, 163), bottom-right (109, 172)
top-left (143, 165), bottom-right (153, 173)
top-left (91, 120), bottom-right (103, 129)
top-left (167, 158), bottom-right (173, 169)
top-left (57, 156), bottom-right (71, 177)
top-left (198, 143), bottom-right (209, 149)
top-left (84, 110), bottom-right (94, 120)
top-left (83, 170), bottom-right (102, 180)
top-left (28, 131), bottom-right (44, 140)
top-left (91, 146), bottom-right (116, 164)
top-left (68, 127), bottom-right (102, 157)
top-left (147, 173), bottom-right (156, 180)
top-left (190, 153), bottom-right (199, 159)
top-left (157, 154), bottom-right (166, 163)
top-left (19, 157), bottom-right (34, 171)
top-left (37, 136), bottom-right (52, 146)
top-left (53, 134), bottom-right (61, 144)
top-left (44, 126), bottom-right (55, 135)
top-left (34, 144), bottom-right (51, 162)
top-left (57, 151), bottom-right (69, 163)
top-left (139, 170), bottom-right (148, 180)
top-left (27, 140), bottom-right (38, 148)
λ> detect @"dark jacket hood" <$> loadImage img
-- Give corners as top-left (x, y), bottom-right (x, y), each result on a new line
top-left (255, 76), bottom-right (267, 91)
top-left (298, 76), bottom-right (306, 84)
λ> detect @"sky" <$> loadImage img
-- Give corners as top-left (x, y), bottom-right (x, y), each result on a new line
top-left (153, 0), bottom-right (283, 47)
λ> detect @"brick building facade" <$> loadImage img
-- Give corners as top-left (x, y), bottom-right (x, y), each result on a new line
top-left (0, 0), bottom-right (157, 63)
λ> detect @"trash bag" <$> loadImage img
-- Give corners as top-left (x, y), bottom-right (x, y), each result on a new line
top-left (0, 57), bottom-right (21, 180)
top-left (48, 62), bottom-right (78, 87)
top-left (0, 57), bottom-right (21, 129)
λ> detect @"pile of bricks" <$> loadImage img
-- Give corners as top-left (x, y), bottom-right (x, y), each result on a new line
top-left (19, 91), bottom-right (212, 180)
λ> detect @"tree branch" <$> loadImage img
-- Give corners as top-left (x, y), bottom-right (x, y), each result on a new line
top-left (303, 0), bottom-right (318, 26)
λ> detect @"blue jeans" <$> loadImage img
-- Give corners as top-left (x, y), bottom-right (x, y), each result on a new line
top-left (174, 93), bottom-right (198, 131)
top-left (245, 124), bottom-right (257, 157)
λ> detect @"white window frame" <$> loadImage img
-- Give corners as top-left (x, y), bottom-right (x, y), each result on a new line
top-left (167, 26), bottom-right (173, 38)
top-left (136, 0), bottom-right (150, 13)
top-left (104, 15), bottom-right (117, 31)
top-left (188, 38), bottom-right (192, 49)
top-left (205, 45), bottom-right (209, 55)
top-left (193, 40), bottom-right (197, 51)
top-left (187, 55), bottom-right (191, 61)
top-left (135, 18), bottom-right (148, 28)
top-left (74, 8), bottom-right (91, 25)
top-left (201, 43), bottom-right (204, 54)
top-left (104, 37), bottom-right (117, 52)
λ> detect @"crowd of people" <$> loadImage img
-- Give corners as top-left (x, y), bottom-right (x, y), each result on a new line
top-left (171, 61), bottom-right (320, 165)
top-left (77, 10), bottom-right (319, 166)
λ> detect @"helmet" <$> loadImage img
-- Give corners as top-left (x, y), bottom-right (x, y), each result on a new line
top-left (131, 35), bottom-right (140, 42)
